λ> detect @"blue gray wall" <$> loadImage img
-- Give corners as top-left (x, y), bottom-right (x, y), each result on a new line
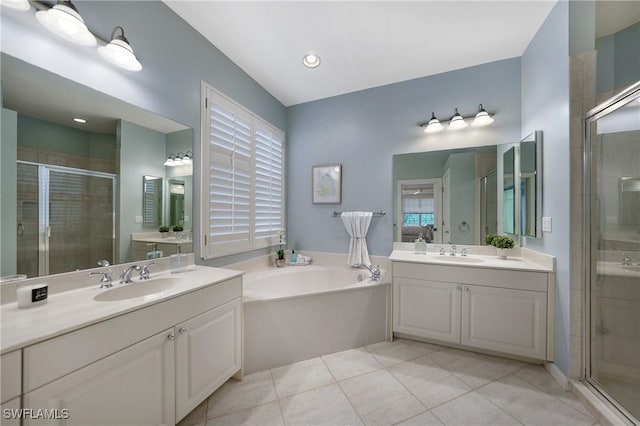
top-left (596, 22), bottom-right (640, 93)
top-left (286, 58), bottom-right (522, 256)
top-left (521, 1), bottom-right (571, 375)
top-left (1, 0), bottom-right (286, 266)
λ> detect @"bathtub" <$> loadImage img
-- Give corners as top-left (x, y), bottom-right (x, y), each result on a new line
top-left (242, 263), bottom-right (390, 373)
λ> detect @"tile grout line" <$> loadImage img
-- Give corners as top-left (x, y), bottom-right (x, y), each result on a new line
top-left (320, 351), bottom-right (367, 426)
top-left (269, 368), bottom-right (288, 426)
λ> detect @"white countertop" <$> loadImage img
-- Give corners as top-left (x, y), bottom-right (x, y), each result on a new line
top-left (132, 237), bottom-right (193, 244)
top-left (389, 250), bottom-right (554, 273)
top-left (0, 266), bottom-right (242, 354)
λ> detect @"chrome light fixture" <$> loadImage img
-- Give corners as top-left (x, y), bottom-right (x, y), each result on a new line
top-left (164, 151), bottom-right (193, 167)
top-left (423, 112), bottom-right (444, 133)
top-left (448, 108), bottom-right (468, 130)
top-left (1, 0), bottom-right (31, 11)
top-left (36, 0), bottom-right (96, 46)
top-left (98, 26), bottom-right (142, 72)
top-left (471, 104), bottom-right (494, 127)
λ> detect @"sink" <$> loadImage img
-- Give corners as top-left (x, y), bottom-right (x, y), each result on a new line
top-left (623, 266), bottom-right (640, 273)
top-left (430, 256), bottom-right (485, 264)
top-left (94, 277), bottom-right (184, 302)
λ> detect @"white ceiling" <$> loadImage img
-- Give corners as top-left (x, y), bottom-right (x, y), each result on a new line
top-left (165, 1), bottom-right (558, 106)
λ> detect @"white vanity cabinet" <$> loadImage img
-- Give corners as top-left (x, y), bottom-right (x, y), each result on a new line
top-left (1, 350), bottom-right (22, 426)
top-left (19, 276), bottom-right (242, 425)
top-left (393, 261), bottom-right (551, 360)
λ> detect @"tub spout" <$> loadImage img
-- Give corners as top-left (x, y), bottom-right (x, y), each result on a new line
top-left (353, 263), bottom-right (381, 281)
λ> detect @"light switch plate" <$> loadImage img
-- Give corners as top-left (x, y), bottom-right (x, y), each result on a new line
top-left (134, 215), bottom-right (143, 224)
top-left (542, 217), bottom-right (552, 233)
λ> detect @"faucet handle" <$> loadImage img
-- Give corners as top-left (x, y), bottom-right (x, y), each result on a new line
top-left (461, 248), bottom-right (469, 257)
top-left (439, 247), bottom-right (446, 256)
top-left (89, 270), bottom-right (113, 288)
top-left (450, 245), bottom-right (457, 256)
top-left (139, 261), bottom-right (156, 280)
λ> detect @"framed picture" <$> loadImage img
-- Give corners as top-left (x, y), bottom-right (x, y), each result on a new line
top-left (312, 164), bottom-right (342, 204)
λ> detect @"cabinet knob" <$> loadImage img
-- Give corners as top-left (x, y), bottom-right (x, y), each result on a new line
top-left (457, 285), bottom-right (461, 290)
top-left (178, 327), bottom-right (187, 334)
top-left (167, 332), bottom-right (175, 341)
top-left (464, 286), bottom-right (470, 292)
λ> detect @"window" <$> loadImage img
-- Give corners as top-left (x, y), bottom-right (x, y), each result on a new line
top-left (202, 85), bottom-right (284, 258)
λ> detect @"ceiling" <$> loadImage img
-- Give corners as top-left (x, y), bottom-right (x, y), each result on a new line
top-left (165, 1), bottom-right (558, 106)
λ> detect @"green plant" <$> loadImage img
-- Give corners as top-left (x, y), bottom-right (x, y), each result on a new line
top-left (159, 225), bottom-right (170, 233)
top-left (173, 225), bottom-right (184, 232)
top-left (276, 249), bottom-right (285, 260)
top-left (484, 233), bottom-right (515, 249)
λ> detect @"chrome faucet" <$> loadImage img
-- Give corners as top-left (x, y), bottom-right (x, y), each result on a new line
top-left (439, 247), bottom-right (446, 256)
top-left (89, 270), bottom-right (113, 289)
top-left (461, 248), bottom-right (469, 257)
top-left (139, 261), bottom-right (156, 280)
top-left (120, 265), bottom-right (140, 284)
top-left (622, 254), bottom-right (632, 266)
top-left (353, 264), bottom-right (381, 281)
top-left (450, 245), bottom-right (457, 256)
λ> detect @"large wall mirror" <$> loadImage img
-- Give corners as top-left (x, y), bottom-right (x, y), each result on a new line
top-left (519, 131), bottom-right (542, 238)
top-left (502, 146), bottom-right (516, 234)
top-left (1, 54), bottom-right (193, 278)
top-left (393, 145), bottom-right (500, 245)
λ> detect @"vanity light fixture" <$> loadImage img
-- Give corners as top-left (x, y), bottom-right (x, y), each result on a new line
top-left (303, 53), bottom-right (321, 68)
top-left (73, 117), bottom-right (87, 123)
top-left (471, 104), bottom-right (494, 127)
top-left (35, 0), bottom-right (96, 46)
top-left (423, 112), bottom-right (444, 133)
top-left (1, 0), bottom-right (31, 11)
top-left (164, 151), bottom-right (193, 167)
top-left (448, 108), bottom-right (468, 130)
top-left (418, 104), bottom-right (495, 133)
top-left (98, 26), bottom-right (142, 72)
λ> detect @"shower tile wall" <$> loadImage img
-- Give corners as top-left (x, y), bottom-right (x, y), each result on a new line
top-left (16, 147), bottom-right (116, 277)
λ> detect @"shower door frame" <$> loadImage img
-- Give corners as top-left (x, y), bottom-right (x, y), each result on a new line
top-left (583, 81), bottom-right (640, 423)
top-left (17, 160), bottom-right (118, 277)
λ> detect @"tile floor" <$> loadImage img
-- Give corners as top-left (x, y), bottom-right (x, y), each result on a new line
top-left (178, 339), bottom-right (598, 426)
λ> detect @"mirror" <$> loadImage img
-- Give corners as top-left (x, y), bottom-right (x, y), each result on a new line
top-left (519, 131), bottom-right (542, 237)
top-left (393, 145), bottom-right (499, 245)
top-left (620, 177), bottom-right (640, 226)
top-left (168, 179), bottom-right (186, 227)
top-left (143, 176), bottom-right (163, 226)
top-left (502, 147), bottom-right (516, 234)
top-left (1, 54), bottom-right (193, 278)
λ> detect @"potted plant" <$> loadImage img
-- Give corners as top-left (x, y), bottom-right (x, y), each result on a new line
top-left (275, 249), bottom-right (286, 267)
top-left (159, 225), bottom-right (170, 238)
top-left (172, 225), bottom-right (183, 232)
top-left (485, 233), bottom-right (515, 259)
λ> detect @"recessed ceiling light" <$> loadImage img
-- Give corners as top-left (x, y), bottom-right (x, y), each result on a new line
top-left (73, 117), bottom-right (87, 123)
top-left (303, 53), bottom-right (320, 68)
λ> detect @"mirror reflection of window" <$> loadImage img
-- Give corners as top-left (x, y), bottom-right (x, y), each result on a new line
top-left (400, 182), bottom-right (439, 243)
top-left (143, 176), bottom-right (163, 226)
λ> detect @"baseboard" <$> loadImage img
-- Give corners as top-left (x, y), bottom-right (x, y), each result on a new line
top-left (544, 362), bottom-right (570, 391)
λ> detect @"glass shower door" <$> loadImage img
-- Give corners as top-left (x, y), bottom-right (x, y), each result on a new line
top-left (586, 84), bottom-right (640, 422)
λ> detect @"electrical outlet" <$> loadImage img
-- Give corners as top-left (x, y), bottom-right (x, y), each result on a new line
top-left (542, 217), bottom-right (552, 233)
top-left (134, 215), bottom-right (143, 224)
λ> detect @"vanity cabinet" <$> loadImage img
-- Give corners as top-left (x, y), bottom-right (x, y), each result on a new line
top-left (1, 350), bottom-right (21, 426)
top-left (20, 276), bottom-right (242, 425)
top-left (393, 262), bottom-right (550, 360)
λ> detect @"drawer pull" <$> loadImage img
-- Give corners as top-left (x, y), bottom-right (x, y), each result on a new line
top-left (178, 327), bottom-right (187, 334)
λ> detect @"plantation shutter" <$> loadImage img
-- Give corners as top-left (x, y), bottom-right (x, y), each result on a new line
top-left (253, 118), bottom-right (284, 247)
top-left (206, 92), bottom-right (253, 256)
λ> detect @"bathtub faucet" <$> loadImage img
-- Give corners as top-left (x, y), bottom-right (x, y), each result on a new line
top-left (353, 264), bottom-right (381, 281)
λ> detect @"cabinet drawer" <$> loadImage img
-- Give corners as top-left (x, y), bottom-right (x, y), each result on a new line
top-left (24, 277), bottom-right (241, 393)
top-left (393, 262), bottom-right (547, 292)
top-left (1, 397), bottom-right (21, 426)
top-left (1, 350), bottom-right (21, 403)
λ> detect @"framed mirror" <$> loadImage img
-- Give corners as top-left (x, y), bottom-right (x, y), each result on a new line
top-left (1, 54), bottom-right (193, 278)
top-left (168, 179), bottom-right (186, 227)
top-left (502, 146), bottom-right (516, 235)
top-left (519, 131), bottom-right (543, 237)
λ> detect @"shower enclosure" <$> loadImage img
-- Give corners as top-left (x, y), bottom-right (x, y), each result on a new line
top-left (584, 82), bottom-right (640, 422)
top-left (16, 162), bottom-right (117, 278)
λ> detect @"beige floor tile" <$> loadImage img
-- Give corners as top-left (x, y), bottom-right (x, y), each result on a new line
top-left (339, 369), bottom-right (426, 425)
top-left (207, 401), bottom-right (284, 426)
top-left (271, 357), bottom-right (335, 398)
top-left (514, 365), bottom-right (592, 416)
top-left (388, 356), bottom-right (472, 409)
top-left (399, 338), bottom-right (447, 355)
top-left (394, 410), bottom-right (444, 426)
top-left (431, 391), bottom-right (521, 426)
top-left (207, 371), bottom-right (278, 419)
top-left (322, 347), bottom-right (384, 380)
top-left (177, 399), bottom-right (207, 426)
top-left (429, 348), bottom-right (526, 389)
top-left (279, 383), bottom-right (363, 426)
top-left (365, 340), bottom-right (425, 367)
top-left (477, 374), bottom-right (596, 426)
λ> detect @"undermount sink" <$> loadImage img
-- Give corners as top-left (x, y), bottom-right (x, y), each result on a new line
top-left (430, 256), bottom-right (485, 264)
top-left (94, 277), bottom-right (184, 302)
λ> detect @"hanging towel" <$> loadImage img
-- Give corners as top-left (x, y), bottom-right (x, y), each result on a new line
top-left (341, 211), bottom-right (373, 266)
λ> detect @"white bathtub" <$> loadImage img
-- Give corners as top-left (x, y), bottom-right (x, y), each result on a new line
top-left (242, 263), bottom-right (390, 373)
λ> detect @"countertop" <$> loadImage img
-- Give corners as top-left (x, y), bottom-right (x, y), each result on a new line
top-left (0, 266), bottom-right (242, 354)
top-left (132, 237), bottom-right (193, 244)
top-left (597, 261), bottom-right (640, 278)
top-left (389, 250), bottom-right (554, 273)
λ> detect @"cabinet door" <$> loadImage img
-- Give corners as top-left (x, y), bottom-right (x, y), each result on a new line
top-left (23, 329), bottom-right (175, 426)
top-left (175, 298), bottom-right (242, 422)
top-left (393, 277), bottom-right (461, 344)
top-left (1, 397), bottom-right (21, 426)
top-left (461, 285), bottom-right (546, 359)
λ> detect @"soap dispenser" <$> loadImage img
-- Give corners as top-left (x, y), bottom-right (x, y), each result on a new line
top-left (290, 249), bottom-right (297, 263)
top-left (414, 233), bottom-right (427, 254)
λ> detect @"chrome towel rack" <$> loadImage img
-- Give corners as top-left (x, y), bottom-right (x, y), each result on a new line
top-left (332, 210), bottom-right (386, 217)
